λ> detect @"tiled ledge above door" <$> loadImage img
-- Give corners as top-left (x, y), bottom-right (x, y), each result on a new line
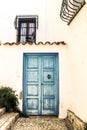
top-left (0, 41), bottom-right (66, 46)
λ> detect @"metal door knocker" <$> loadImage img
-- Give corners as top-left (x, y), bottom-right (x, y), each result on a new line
top-left (47, 74), bottom-right (51, 79)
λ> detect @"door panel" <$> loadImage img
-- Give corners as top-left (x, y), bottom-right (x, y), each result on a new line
top-left (23, 53), bottom-right (59, 116)
top-left (42, 55), bottom-right (57, 115)
top-left (25, 56), bottom-right (40, 115)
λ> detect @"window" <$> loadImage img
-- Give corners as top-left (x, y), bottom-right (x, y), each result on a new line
top-left (18, 18), bottom-right (36, 43)
top-left (14, 15), bottom-right (38, 43)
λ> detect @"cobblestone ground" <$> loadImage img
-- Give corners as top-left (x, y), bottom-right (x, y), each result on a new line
top-left (9, 116), bottom-right (72, 130)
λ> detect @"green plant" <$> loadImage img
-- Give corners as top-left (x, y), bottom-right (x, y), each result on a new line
top-left (0, 86), bottom-right (19, 112)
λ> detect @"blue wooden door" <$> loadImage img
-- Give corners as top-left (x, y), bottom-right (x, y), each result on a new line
top-left (23, 53), bottom-right (59, 116)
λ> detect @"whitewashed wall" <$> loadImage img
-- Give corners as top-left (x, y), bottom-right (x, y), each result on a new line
top-left (0, 0), bottom-right (87, 121)
top-left (0, 0), bottom-right (70, 118)
top-left (0, 44), bottom-right (70, 118)
top-left (0, 0), bottom-right (67, 43)
top-left (0, 0), bottom-right (47, 43)
top-left (65, 1), bottom-right (87, 121)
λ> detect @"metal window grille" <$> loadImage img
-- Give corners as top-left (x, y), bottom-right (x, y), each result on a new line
top-left (60, 0), bottom-right (86, 25)
top-left (14, 15), bottom-right (38, 43)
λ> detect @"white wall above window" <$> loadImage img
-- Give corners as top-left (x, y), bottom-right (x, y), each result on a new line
top-left (0, 0), bottom-right (47, 43)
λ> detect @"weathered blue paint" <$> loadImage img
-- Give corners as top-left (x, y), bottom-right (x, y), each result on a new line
top-left (23, 53), bottom-right (59, 116)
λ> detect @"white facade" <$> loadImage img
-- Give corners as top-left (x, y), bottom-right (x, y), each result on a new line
top-left (0, 0), bottom-right (87, 121)
top-left (0, 0), bottom-right (65, 43)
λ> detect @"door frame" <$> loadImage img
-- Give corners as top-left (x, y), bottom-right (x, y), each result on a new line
top-left (23, 53), bottom-right (59, 116)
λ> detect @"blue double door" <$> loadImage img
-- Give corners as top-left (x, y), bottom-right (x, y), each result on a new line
top-left (23, 53), bottom-right (59, 116)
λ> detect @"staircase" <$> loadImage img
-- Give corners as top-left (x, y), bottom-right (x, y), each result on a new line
top-left (0, 108), bottom-right (19, 130)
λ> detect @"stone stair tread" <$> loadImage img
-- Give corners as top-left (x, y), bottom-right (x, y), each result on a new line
top-left (0, 112), bottom-right (19, 130)
top-left (0, 108), bottom-right (6, 117)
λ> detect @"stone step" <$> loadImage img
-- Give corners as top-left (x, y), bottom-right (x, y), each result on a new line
top-left (0, 108), bottom-right (6, 117)
top-left (0, 112), bottom-right (19, 130)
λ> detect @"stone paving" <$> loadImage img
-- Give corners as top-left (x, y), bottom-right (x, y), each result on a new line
top-left (9, 116), bottom-right (72, 130)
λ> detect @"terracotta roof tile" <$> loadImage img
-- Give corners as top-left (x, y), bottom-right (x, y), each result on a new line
top-left (3, 41), bottom-right (66, 46)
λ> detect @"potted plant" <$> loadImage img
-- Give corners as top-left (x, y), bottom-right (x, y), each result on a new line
top-left (0, 86), bottom-right (19, 112)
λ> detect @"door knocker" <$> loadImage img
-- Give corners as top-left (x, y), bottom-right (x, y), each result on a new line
top-left (47, 74), bottom-right (51, 79)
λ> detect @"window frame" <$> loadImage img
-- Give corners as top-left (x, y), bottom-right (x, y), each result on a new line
top-left (14, 15), bottom-right (38, 43)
